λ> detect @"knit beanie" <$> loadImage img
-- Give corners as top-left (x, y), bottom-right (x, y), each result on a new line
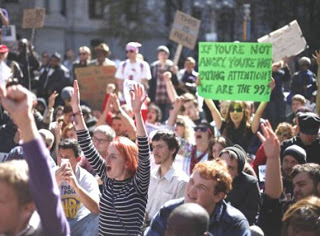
top-left (282, 145), bottom-right (307, 164)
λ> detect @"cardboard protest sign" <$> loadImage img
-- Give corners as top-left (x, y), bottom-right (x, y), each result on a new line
top-left (75, 66), bottom-right (117, 110)
top-left (257, 20), bottom-right (307, 62)
top-left (198, 42), bottom-right (272, 102)
top-left (169, 11), bottom-right (201, 49)
top-left (22, 8), bottom-right (46, 29)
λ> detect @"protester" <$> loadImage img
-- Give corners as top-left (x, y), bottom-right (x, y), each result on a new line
top-left (282, 196), bottom-right (320, 236)
top-left (208, 136), bottom-right (228, 160)
top-left (281, 112), bottom-right (320, 164)
top-left (291, 163), bottom-right (320, 202)
top-left (146, 130), bottom-right (189, 221)
top-left (72, 46), bottom-right (91, 80)
top-left (176, 56), bottom-right (198, 95)
top-left (285, 94), bottom-right (306, 125)
top-left (264, 60), bottom-right (289, 129)
top-left (89, 43), bottom-right (115, 67)
top-left (115, 42), bottom-right (151, 92)
top-left (71, 80), bottom-right (150, 235)
top-left (63, 48), bottom-right (75, 74)
top-left (149, 45), bottom-right (178, 121)
top-left (206, 98), bottom-right (268, 151)
top-left (145, 159), bottom-right (250, 235)
top-left (8, 38), bottom-right (40, 89)
top-left (38, 52), bottom-right (72, 105)
top-left (56, 139), bottom-right (100, 235)
top-left (290, 56), bottom-right (317, 102)
top-left (164, 203), bottom-right (210, 236)
top-left (0, 84), bottom-right (70, 235)
top-left (176, 122), bottom-right (214, 176)
top-left (219, 144), bottom-right (261, 225)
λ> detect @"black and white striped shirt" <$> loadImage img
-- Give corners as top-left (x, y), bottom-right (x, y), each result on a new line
top-left (77, 130), bottom-right (150, 235)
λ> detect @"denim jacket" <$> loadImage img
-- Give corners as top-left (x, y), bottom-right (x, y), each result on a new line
top-left (144, 198), bottom-right (251, 236)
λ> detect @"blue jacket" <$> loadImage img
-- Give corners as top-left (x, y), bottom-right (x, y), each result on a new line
top-left (144, 198), bottom-right (251, 236)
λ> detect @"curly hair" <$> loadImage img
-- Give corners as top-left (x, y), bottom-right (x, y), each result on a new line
top-left (193, 159), bottom-right (232, 194)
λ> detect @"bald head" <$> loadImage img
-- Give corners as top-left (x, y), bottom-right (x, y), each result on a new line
top-left (165, 203), bottom-right (209, 236)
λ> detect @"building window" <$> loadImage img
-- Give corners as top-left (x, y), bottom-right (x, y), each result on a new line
top-left (89, 0), bottom-right (104, 19)
top-left (61, 0), bottom-right (66, 16)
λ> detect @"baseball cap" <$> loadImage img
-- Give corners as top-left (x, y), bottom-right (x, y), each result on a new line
top-left (297, 112), bottom-right (320, 135)
top-left (0, 45), bottom-right (9, 53)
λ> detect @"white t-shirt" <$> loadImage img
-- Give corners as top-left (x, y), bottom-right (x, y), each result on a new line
top-left (115, 59), bottom-right (151, 84)
top-left (60, 166), bottom-right (100, 221)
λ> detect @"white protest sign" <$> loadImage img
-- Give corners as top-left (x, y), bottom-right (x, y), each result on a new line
top-left (169, 10), bottom-right (201, 50)
top-left (0, 62), bottom-right (12, 84)
top-left (257, 20), bottom-right (307, 62)
top-left (123, 80), bottom-right (147, 110)
top-left (258, 165), bottom-right (266, 182)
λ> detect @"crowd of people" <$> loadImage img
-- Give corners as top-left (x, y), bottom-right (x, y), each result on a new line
top-left (0, 35), bottom-right (320, 236)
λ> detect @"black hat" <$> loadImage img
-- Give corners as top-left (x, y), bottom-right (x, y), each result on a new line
top-left (223, 144), bottom-right (246, 173)
top-left (283, 145), bottom-right (307, 164)
top-left (297, 112), bottom-right (320, 135)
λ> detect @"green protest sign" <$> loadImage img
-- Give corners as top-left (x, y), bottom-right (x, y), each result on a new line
top-left (198, 42), bottom-right (272, 102)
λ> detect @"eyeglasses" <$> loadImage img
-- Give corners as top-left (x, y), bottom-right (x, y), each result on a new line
top-left (229, 107), bottom-right (243, 113)
top-left (194, 127), bottom-right (208, 132)
top-left (126, 50), bottom-right (135, 53)
top-left (79, 52), bottom-right (87, 55)
top-left (92, 136), bottom-right (109, 145)
top-left (176, 121), bottom-right (185, 127)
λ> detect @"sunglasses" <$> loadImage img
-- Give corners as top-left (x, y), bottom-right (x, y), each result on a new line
top-left (126, 50), bottom-right (135, 53)
top-left (176, 121), bottom-right (185, 127)
top-left (194, 127), bottom-right (208, 132)
top-left (79, 52), bottom-right (87, 55)
top-left (229, 107), bottom-right (243, 113)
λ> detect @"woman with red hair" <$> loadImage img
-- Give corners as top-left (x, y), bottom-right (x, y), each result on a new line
top-left (71, 80), bottom-right (150, 235)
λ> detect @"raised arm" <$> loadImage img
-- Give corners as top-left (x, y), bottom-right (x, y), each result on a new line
top-left (130, 84), bottom-right (150, 195)
top-left (111, 93), bottom-right (137, 140)
top-left (204, 98), bottom-right (223, 130)
top-left (71, 80), bottom-right (87, 130)
top-left (257, 120), bottom-right (282, 199)
top-left (251, 78), bottom-right (275, 133)
top-left (130, 84), bottom-right (147, 137)
top-left (0, 84), bottom-right (69, 236)
top-left (163, 71), bottom-right (178, 103)
top-left (167, 97), bottom-right (184, 127)
top-left (71, 80), bottom-right (106, 178)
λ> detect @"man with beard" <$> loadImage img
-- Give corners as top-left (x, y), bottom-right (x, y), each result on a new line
top-left (281, 112), bottom-right (320, 164)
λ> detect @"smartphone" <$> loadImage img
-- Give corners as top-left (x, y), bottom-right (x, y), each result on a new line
top-left (60, 158), bottom-right (70, 167)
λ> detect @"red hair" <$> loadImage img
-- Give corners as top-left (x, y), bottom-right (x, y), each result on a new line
top-left (112, 136), bottom-right (138, 177)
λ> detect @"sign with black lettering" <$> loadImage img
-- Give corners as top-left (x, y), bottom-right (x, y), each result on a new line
top-left (22, 8), bottom-right (46, 29)
top-left (198, 42), bottom-right (272, 102)
top-left (169, 11), bottom-right (201, 49)
top-left (257, 20), bottom-right (307, 62)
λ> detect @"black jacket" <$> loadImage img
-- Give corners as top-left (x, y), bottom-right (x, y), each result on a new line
top-left (226, 172), bottom-right (261, 225)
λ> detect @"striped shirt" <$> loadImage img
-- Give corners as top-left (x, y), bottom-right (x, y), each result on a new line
top-left (77, 130), bottom-right (150, 236)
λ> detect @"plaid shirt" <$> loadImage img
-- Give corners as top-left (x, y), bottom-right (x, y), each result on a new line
top-left (155, 64), bottom-right (170, 104)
